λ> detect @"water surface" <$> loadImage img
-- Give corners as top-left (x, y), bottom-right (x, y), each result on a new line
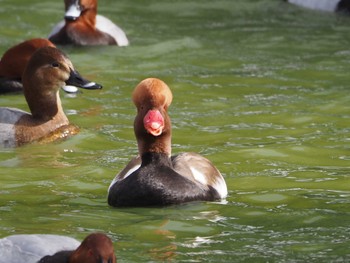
top-left (0, 0), bottom-right (350, 262)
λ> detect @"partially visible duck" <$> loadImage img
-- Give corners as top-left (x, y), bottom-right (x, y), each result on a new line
top-left (38, 233), bottom-right (116, 263)
top-left (0, 46), bottom-right (102, 147)
top-left (108, 78), bottom-right (228, 207)
top-left (286, 0), bottom-right (350, 13)
top-left (0, 38), bottom-right (101, 94)
top-left (0, 233), bottom-right (116, 263)
top-left (48, 0), bottom-right (129, 46)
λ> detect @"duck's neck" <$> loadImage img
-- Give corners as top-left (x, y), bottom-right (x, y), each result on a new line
top-left (141, 152), bottom-right (172, 167)
top-left (15, 91), bottom-right (70, 145)
top-left (135, 109), bottom-right (172, 157)
top-left (137, 133), bottom-right (172, 157)
top-left (28, 91), bottom-right (68, 124)
top-left (82, 8), bottom-right (97, 29)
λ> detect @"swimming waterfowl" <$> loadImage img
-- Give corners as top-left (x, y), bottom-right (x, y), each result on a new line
top-left (108, 78), bottom-right (228, 207)
top-left (0, 233), bottom-right (116, 263)
top-left (0, 38), bottom-right (101, 94)
top-left (38, 233), bottom-right (116, 263)
top-left (0, 46), bottom-right (102, 147)
top-left (49, 0), bottom-right (129, 46)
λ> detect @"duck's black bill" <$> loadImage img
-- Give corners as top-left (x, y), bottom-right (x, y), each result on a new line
top-left (66, 70), bottom-right (102, 91)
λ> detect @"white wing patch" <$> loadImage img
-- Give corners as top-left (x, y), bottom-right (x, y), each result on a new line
top-left (190, 166), bottom-right (208, 186)
top-left (191, 166), bottom-right (228, 198)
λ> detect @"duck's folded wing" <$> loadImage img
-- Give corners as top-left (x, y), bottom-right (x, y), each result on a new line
top-left (171, 152), bottom-right (228, 198)
top-left (0, 107), bottom-right (28, 148)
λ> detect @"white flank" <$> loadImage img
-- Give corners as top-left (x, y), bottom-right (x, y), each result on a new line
top-left (96, 15), bottom-right (129, 46)
top-left (288, 0), bottom-right (338, 11)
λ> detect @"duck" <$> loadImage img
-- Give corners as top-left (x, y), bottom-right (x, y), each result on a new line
top-left (0, 233), bottom-right (116, 263)
top-left (285, 0), bottom-right (350, 13)
top-left (0, 46), bottom-right (102, 148)
top-left (0, 38), bottom-right (101, 94)
top-left (48, 0), bottom-right (129, 46)
top-left (108, 78), bottom-right (228, 207)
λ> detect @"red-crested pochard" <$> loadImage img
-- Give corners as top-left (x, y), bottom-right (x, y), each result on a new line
top-left (108, 78), bottom-right (228, 207)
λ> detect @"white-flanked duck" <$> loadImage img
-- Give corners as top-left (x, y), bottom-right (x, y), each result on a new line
top-left (49, 0), bottom-right (129, 46)
top-left (0, 233), bottom-right (116, 263)
top-left (0, 46), bottom-right (102, 147)
top-left (108, 78), bottom-right (228, 207)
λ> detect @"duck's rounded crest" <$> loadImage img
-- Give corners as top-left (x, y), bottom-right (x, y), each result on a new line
top-left (132, 78), bottom-right (173, 110)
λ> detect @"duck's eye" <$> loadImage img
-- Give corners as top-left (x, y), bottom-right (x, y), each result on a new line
top-left (51, 62), bottom-right (60, 68)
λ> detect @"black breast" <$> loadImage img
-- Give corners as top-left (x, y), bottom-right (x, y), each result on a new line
top-left (108, 152), bottom-right (219, 207)
top-left (38, 250), bottom-right (72, 263)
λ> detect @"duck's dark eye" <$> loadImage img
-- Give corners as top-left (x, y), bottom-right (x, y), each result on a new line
top-left (51, 62), bottom-right (59, 68)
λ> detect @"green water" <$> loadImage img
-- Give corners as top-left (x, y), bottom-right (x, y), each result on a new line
top-left (1, 0), bottom-right (350, 262)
